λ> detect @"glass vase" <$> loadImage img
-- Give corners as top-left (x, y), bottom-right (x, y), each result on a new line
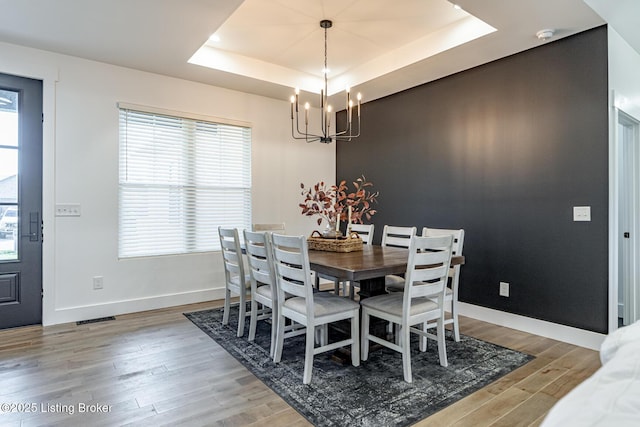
top-left (322, 219), bottom-right (342, 238)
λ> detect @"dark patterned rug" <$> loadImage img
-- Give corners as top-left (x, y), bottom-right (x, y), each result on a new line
top-left (185, 306), bottom-right (534, 427)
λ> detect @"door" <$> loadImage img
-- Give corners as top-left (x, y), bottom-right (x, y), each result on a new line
top-left (0, 73), bottom-right (43, 329)
top-left (618, 110), bottom-right (640, 327)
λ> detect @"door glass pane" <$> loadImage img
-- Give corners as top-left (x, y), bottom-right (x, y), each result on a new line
top-left (0, 89), bottom-right (18, 147)
top-left (0, 149), bottom-right (18, 204)
top-left (0, 88), bottom-right (18, 260)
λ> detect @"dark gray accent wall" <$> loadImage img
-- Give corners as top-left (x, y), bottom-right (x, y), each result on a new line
top-left (336, 26), bottom-right (609, 333)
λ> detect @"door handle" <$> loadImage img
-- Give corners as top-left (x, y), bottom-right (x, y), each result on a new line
top-left (21, 211), bottom-right (40, 242)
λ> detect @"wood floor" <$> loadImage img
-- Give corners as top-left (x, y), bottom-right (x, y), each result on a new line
top-left (0, 300), bottom-right (601, 427)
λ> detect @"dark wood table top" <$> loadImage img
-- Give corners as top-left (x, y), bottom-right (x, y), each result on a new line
top-left (308, 245), bottom-right (464, 282)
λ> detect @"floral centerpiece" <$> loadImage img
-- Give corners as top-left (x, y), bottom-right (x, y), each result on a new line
top-left (299, 175), bottom-right (378, 238)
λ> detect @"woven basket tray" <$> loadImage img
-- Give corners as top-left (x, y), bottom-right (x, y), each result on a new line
top-left (307, 230), bottom-right (363, 252)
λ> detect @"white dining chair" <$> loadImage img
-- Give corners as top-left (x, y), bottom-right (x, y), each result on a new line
top-left (382, 225), bottom-right (417, 289)
top-left (218, 226), bottom-right (251, 337)
top-left (243, 230), bottom-right (278, 357)
top-left (424, 227), bottom-right (464, 342)
top-left (350, 223), bottom-right (374, 244)
top-left (340, 223), bottom-right (375, 298)
top-left (386, 227), bottom-right (465, 341)
top-left (361, 234), bottom-right (453, 383)
top-left (271, 233), bottom-right (360, 384)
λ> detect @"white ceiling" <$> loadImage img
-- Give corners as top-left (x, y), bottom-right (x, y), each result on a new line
top-left (1, 0), bottom-right (635, 106)
top-left (189, 0), bottom-right (496, 98)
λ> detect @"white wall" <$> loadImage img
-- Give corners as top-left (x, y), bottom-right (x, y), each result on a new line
top-left (609, 28), bottom-right (640, 120)
top-left (0, 41), bottom-right (335, 326)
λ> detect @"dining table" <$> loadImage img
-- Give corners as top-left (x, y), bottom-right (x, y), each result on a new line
top-left (308, 245), bottom-right (465, 299)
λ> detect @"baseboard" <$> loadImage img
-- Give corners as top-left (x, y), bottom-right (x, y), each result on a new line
top-left (458, 302), bottom-right (606, 351)
top-left (46, 292), bottom-right (608, 350)
top-left (43, 288), bottom-right (226, 326)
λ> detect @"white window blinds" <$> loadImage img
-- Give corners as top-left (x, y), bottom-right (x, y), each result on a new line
top-left (118, 104), bottom-right (251, 258)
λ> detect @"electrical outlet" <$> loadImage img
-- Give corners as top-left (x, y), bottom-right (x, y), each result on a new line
top-left (56, 204), bottom-right (81, 217)
top-left (93, 276), bottom-right (104, 290)
top-left (573, 206), bottom-right (591, 222)
top-left (499, 281), bottom-right (509, 297)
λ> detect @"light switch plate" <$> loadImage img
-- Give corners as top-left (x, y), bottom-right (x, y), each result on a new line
top-left (56, 204), bottom-right (81, 217)
top-left (573, 206), bottom-right (591, 222)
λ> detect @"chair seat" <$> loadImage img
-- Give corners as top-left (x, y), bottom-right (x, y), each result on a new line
top-left (230, 274), bottom-right (251, 288)
top-left (360, 292), bottom-right (439, 316)
top-left (255, 284), bottom-right (273, 299)
top-left (284, 293), bottom-right (360, 318)
top-left (385, 274), bottom-right (405, 291)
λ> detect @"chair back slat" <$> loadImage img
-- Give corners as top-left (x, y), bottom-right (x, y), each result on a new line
top-left (413, 248), bottom-right (451, 265)
top-left (382, 225), bottom-right (417, 248)
top-left (245, 238), bottom-right (269, 258)
top-left (410, 264), bottom-right (450, 283)
top-left (410, 280), bottom-right (448, 298)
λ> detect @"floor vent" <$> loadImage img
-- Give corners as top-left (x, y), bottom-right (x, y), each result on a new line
top-left (76, 316), bottom-right (116, 325)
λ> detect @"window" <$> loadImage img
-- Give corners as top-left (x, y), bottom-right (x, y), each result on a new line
top-left (118, 103), bottom-right (251, 258)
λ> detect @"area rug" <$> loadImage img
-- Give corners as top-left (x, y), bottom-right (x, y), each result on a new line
top-left (185, 306), bottom-right (534, 427)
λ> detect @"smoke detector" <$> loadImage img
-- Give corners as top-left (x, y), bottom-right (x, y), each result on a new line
top-left (536, 29), bottom-right (555, 41)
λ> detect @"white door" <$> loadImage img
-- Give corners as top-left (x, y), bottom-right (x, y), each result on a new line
top-left (618, 110), bottom-right (640, 326)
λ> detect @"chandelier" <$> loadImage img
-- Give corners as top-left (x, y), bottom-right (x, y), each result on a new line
top-left (290, 20), bottom-right (361, 144)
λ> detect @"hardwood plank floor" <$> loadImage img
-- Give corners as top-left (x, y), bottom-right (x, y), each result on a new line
top-left (0, 301), bottom-right (600, 426)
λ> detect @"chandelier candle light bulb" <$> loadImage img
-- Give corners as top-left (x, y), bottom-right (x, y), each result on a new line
top-left (346, 86), bottom-right (350, 113)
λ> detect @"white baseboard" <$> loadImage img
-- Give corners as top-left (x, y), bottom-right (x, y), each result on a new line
top-left (44, 288), bottom-right (226, 326)
top-left (46, 291), bottom-right (608, 350)
top-left (458, 302), bottom-right (606, 351)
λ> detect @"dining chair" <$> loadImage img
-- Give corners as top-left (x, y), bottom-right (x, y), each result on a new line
top-left (350, 223), bottom-right (374, 244)
top-left (340, 223), bottom-right (375, 298)
top-left (252, 223), bottom-right (286, 233)
top-left (218, 226), bottom-right (251, 337)
top-left (424, 227), bottom-right (464, 341)
top-left (382, 225), bottom-right (417, 289)
top-left (386, 227), bottom-right (465, 341)
top-left (243, 230), bottom-right (278, 357)
top-left (361, 234), bottom-right (454, 383)
top-left (271, 233), bottom-right (360, 384)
